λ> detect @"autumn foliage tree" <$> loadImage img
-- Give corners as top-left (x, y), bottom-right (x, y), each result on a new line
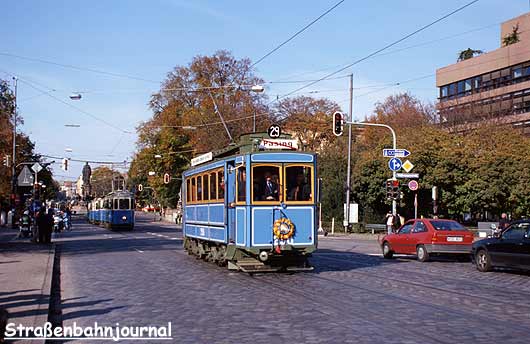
top-left (277, 96), bottom-right (340, 151)
top-left (129, 51), bottom-right (272, 207)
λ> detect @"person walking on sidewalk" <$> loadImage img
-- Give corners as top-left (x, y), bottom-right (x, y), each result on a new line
top-left (37, 209), bottom-right (53, 244)
top-left (385, 211), bottom-right (395, 234)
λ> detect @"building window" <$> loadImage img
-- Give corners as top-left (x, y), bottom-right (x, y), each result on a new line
top-left (464, 79), bottom-right (472, 91)
top-left (448, 83), bottom-right (456, 96)
top-left (440, 86), bottom-right (448, 98)
top-left (473, 77), bottom-right (481, 91)
top-left (457, 81), bottom-right (465, 94)
top-left (513, 67), bottom-right (523, 78)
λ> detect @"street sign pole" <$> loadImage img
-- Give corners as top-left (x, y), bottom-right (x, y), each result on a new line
top-left (344, 74), bottom-right (353, 231)
top-left (347, 121), bottom-right (398, 216)
top-left (414, 192), bottom-right (418, 219)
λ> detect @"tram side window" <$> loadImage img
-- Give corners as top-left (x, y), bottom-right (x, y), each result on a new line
top-left (197, 175), bottom-right (202, 201)
top-left (253, 165), bottom-right (280, 202)
top-left (286, 166), bottom-right (312, 202)
top-left (119, 199), bottom-right (130, 209)
top-left (237, 166), bottom-right (246, 203)
top-left (210, 172), bottom-right (217, 201)
top-left (203, 173), bottom-right (209, 201)
top-left (186, 179), bottom-right (191, 203)
top-left (191, 177), bottom-right (196, 203)
top-left (217, 170), bottom-right (224, 200)
top-left (114, 199), bottom-right (119, 210)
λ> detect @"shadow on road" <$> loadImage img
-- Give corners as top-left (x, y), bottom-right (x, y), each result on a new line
top-left (311, 249), bottom-right (404, 273)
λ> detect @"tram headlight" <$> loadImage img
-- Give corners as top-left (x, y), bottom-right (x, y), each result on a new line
top-left (259, 251), bottom-right (269, 262)
top-left (122, 216), bottom-right (127, 221)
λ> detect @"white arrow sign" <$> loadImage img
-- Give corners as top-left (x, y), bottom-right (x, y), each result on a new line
top-left (383, 149), bottom-right (411, 158)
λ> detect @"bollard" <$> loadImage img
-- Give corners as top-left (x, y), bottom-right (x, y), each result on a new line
top-left (331, 217), bottom-right (335, 235)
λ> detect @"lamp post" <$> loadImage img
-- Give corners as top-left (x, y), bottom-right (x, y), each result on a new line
top-left (250, 85), bottom-right (265, 133)
top-left (11, 77), bottom-right (17, 221)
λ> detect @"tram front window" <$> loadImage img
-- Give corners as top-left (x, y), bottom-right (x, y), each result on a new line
top-left (286, 165), bottom-right (312, 202)
top-left (252, 165), bottom-right (280, 202)
top-left (119, 199), bottom-right (130, 209)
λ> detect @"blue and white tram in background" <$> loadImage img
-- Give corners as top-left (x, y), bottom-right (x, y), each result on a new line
top-left (87, 190), bottom-right (135, 230)
top-left (182, 136), bottom-right (318, 272)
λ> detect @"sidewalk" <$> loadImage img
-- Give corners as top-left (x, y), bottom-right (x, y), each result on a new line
top-left (0, 227), bottom-right (55, 343)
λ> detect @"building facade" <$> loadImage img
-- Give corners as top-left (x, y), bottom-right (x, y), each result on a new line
top-left (436, 12), bottom-right (530, 133)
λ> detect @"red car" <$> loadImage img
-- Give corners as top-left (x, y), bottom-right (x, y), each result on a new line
top-left (380, 219), bottom-right (474, 262)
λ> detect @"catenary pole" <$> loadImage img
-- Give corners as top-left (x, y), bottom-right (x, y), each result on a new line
top-left (12, 77), bottom-right (17, 217)
top-left (344, 74), bottom-right (353, 231)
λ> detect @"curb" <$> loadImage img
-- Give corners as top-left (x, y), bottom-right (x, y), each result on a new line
top-left (30, 243), bottom-right (55, 344)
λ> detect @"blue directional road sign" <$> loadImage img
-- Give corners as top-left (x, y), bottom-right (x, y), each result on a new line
top-left (383, 149), bottom-right (411, 158)
top-left (388, 158), bottom-right (402, 171)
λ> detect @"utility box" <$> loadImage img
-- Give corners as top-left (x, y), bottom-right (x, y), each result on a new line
top-left (343, 203), bottom-right (359, 224)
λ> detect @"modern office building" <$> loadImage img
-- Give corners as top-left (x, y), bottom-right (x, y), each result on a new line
top-left (436, 12), bottom-right (530, 133)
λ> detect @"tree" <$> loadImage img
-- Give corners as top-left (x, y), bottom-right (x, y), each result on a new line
top-left (130, 51), bottom-right (272, 207)
top-left (457, 48), bottom-right (484, 62)
top-left (276, 96), bottom-right (341, 151)
top-left (90, 166), bottom-right (119, 197)
top-left (503, 24), bottom-right (520, 46)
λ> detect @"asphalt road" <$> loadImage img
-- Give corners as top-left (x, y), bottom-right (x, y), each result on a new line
top-left (53, 213), bottom-right (530, 344)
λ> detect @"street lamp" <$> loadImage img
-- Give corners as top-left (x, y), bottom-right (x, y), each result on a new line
top-left (154, 154), bottom-right (162, 159)
top-left (69, 93), bottom-right (82, 100)
top-left (249, 85), bottom-right (265, 133)
top-left (148, 171), bottom-right (156, 176)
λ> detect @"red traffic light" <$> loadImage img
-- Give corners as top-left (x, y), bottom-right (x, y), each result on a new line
top-left (333, 111), bottom-right (344, 136)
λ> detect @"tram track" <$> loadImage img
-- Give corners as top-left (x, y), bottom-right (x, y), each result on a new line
top-left (315, 251), bottom-right (530, 296)
top-left (257, 268), bottom-right (530, 339)
top-left (312, 255), bottom-right (530, 319)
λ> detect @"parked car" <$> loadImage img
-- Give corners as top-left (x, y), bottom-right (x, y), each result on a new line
top-left (472, 220), bottom-right (530, 272)
top-left (380, 219), bottom-right (474, 262)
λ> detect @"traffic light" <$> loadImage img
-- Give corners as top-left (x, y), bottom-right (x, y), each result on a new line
top-left (333, 111), bottom-right (344, 136)
top-left (385, 179), bottom-right (400, 200)
top-left (2, 155), bottom-right (10, 167)
top-left (62, 158), bottom-right (68, 171)
top-left (163, 173), bottom-right (171, 184)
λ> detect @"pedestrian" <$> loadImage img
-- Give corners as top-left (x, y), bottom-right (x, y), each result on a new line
top-left (0, 204), bottom-right (6, 227)
top-left (36, 209), bottom-right (53, 244)
top-left (385, 211), bottom-right (394, 234)
top-left (497, 213), bottom-right (510, 234)
top-left (36, 209), bottom-right (46, 243)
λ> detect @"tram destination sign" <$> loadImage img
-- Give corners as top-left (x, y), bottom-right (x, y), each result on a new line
top-left (259, 139), bottom-right (298, 150)
top-left (191, 152), bottom-right (213, 166)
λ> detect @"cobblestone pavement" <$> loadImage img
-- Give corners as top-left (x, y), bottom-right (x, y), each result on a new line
top-left (54, 214), bottom-right (530, 344)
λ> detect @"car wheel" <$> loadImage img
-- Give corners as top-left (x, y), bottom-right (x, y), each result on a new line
top-left (382, 242), bottom-right (394, 259)
top-left (475, 249), bottom-right (492, 272)
top-left (416, 245), bottom-right (429, 262)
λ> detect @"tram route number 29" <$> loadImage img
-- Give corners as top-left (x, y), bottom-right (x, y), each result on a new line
top-left (268, 125), bottom-right (281, 138)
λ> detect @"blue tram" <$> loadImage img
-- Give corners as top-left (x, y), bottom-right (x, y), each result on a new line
top-left (182, 136), bottom-right (318, 272)
top-left (87, 191), bottom-right (135, 230)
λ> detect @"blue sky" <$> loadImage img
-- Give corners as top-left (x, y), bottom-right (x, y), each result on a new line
top-left (1, 0), bottom-right (528, 180)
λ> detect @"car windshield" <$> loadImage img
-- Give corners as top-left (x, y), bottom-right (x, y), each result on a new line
top-left (430, 220), bottom-right (467, 231)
